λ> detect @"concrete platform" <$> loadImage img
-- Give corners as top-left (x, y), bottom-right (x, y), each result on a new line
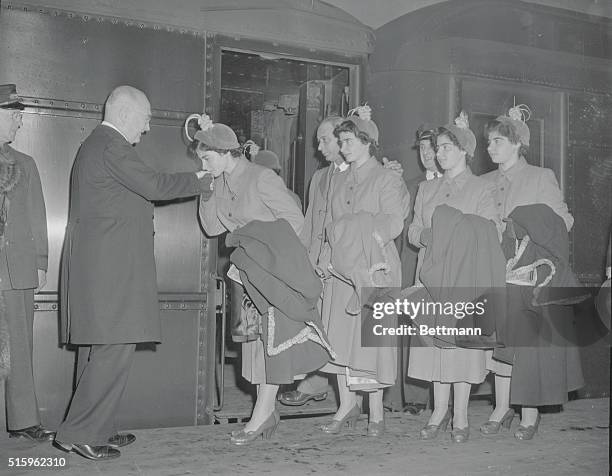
top-left (0, 398), bottom-right (608, 476)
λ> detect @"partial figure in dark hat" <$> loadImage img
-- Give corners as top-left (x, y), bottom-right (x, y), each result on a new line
top-left (251, 148), bottom-right (302, 209)
top-left (0, 84), bottom-right (53, 443)
top-left (54, 86), bottom-right (212, 460)
top-left (385, 125), bottom-right (442, 414)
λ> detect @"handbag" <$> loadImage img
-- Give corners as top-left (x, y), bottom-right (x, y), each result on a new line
top-left (231, 293), bottom-right (262, 343)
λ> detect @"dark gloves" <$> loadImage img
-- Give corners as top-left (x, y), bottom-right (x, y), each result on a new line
top-left (420, 227), bottom-right (432, 246)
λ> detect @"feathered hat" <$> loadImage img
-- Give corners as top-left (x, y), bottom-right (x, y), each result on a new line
top-left (442, 111), bottom-right (476, 156)
top-left (345, 104), bottom-right (379, 143)
top-left (495, 101), bottom-right (531, 147)
top-left (184, 113), bottom-right (240, 149)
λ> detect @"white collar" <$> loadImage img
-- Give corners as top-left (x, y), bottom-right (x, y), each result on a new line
top-left (426, 169), bottom-right (442, 180)
top-left (334, 161), bottom-right (349, 172)
top-left (101, 121), bottom-right (131, 143)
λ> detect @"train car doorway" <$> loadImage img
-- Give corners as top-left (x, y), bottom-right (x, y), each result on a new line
top-left (211, 48), bottom-right (354, 423)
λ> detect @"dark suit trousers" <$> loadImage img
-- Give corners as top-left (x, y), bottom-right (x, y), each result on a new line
top-left (56, 343), bottom-right (135, 445)
top-left (3, 289), bottom-right (40, 430)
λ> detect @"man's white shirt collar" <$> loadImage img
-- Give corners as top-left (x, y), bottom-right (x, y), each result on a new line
top-left (426, 170), bottom-right (442, 180)
top-left (101, 121), bottom-right (130, 143)
top-left (334, 161), bottom-right (349, 172)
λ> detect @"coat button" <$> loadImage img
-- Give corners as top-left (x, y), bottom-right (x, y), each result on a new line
top-left (500, 187), bottom-right (505, 191)
top-left (446, 193), bottom-right (450, 198)
top-left (228, 212), bottom-right (233, 217)
top-left (497, 202), bottom-right (502, 207)
top-left (346, 200), bottom-right (350, 205)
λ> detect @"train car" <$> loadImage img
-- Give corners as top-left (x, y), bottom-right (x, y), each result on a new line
top-left (0, 0), bottom-right (609, 437)
top-left (0, 0), bottom-right (372, 430)
top-left (368, 0), bottom-right (611, 399)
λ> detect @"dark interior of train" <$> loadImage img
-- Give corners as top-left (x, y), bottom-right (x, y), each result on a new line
top-left (216, 50), bottom-right (351, 419)
top-left (220, 50), bottom-right (350, 205)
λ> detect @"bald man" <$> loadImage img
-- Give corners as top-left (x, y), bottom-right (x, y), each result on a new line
top-left (55, 86), bottom-right (211, 460)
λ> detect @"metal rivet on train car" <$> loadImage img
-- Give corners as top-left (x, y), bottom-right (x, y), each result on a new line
top-left (52, 304), bottom-right (57, 310)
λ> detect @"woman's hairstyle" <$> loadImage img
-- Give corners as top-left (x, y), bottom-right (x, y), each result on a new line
top-left (188, 139), bottom-right (243, 160)
top-left (435, 127), bottom-right (474, 164)
top-left (485, 119), bottom-right (529, 157)
top-left (333, 119), bottom-right (380, 157)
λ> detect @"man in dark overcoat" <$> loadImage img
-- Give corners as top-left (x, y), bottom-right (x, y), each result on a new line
top-left (55, 86), bottom-right (211, 460)
top-left (0, 84), bottom-right (54, 442)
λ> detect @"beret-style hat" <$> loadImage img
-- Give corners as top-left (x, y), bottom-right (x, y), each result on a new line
top-left (252, 150), bottom-right (281, 171)
top-left (441, 111), bottom-right (476, 156)
top-left (495, 103), bottom-right (531, 147)
top-left (184, 113), bottom-right (240, 149)
top-left (345, 105), bottom-right (379, 143)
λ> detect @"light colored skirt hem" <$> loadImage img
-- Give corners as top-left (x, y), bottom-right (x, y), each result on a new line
top-left (241, 338), bottom-right (306, 385)
top-left (485, 350), bottom-right (513, 377)
top-left (407, 346), bottom-right (487, 385)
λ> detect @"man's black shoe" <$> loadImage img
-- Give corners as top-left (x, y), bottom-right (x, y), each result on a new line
top-left (54, 440), bottom-right (120, 460)
top-left (108, 433), bottom-right (136, 447)
top-left (279, 390), bottom-right (328, 406)
top-left (9, 425), bottom-right (56, 443)
top-left (403, 403), bottom-right (427, 415)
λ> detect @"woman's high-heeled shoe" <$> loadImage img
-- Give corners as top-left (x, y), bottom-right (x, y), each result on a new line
top-left (480, 408), bottom-right (515, 435)
top-left (420, 409), bottom-right (451, 440)
top-left (230, 410), bottom-right (280, 445)
top-left (451, 426), bottom-right (470, 443)
top-left (514, 413), bottom-right (541, 441)
top-left (320, 404), bottom-right (361, 434)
